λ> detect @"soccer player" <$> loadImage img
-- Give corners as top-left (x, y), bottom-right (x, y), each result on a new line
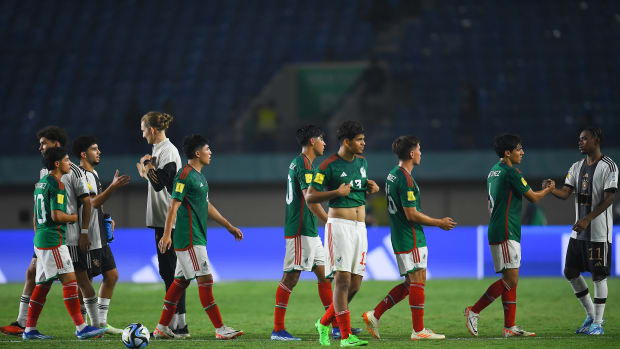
top-left (153, 134), bottom-right (244, 340)
top-left (465, 134), bottom-right (553, 338)
top-left (1, 126), bottom-right (93, 336)
top-left (543, 127), bottom-right (617, 335)
top-left (306, 120), bottom-right (380, 347)
top-left (136, 111), bottom-right (188, 336)
top-left (23, 147), bottom-right (106, 340)
top-left (362, 136), bottom-right (456, 340)
top-left (73, 136), bottom-right (130, 334)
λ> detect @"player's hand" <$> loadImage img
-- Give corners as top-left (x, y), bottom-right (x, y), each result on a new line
top-left (69, 213), bottom-right (78, 223)
top-left (136, 162), bottom-right (147, 179)
top-left (337, 183), bottom-right (352, 197)
top-left (572, 218), bottom-right (590, 233)
top-left (367, 179), bottom-right (380, 194)
top-left (542, 179), bottom-right (555, 190)
top-left (139, 154), bottom-right (152, 164)
top-left (158, 235), bottom-right (172, 253)
top-left (438, 217), bottom-right (457, 230)
top-left (78, 234), bottom-right (90, 253)
top-left (228, 226), bottom-right (243, 241)
top-left (111, 169), bottom-right (131, 189)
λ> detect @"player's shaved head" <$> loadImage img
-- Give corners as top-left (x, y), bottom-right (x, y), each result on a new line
top-left (392, 135), bottom-right (420, 160)
top-left (37, 126), bottom-right (68, 146)
top-left (494, 134), bottom-right (521, 158)
top-left (296, 125), bottom-right (324, 146)
top-left (42, 147), bottom-right (68, 170)
top-left (183, 134), bottom-right (209, 159)
top-left (337, 120), bottom-right (364, 141)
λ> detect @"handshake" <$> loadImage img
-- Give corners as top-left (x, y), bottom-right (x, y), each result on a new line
top-left (542, 179), bottom-right (556, 190)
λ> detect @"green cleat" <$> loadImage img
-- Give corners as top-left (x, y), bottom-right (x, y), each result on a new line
top-left (315, 319), bottom-right (331, 346)
top-left (340, 334), bottom-right (368, 347)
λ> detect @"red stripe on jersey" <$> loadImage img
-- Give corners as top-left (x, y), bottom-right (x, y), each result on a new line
top-left (302, 155), bottom-right (311, 170)
top-left (180, 165), bottom-right (191, 180)
top-left (187, 198), bottom-right (193, 249)
top-left (399, 167), bottom-right (413, 187)
top-left (505, 191), bottom-right (512, 241)
top-left (319, 154), bottom-right (339, 171)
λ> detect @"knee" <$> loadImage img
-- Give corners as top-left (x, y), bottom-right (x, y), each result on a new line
top-left (592, 274), bottom-right (607, 283)
top-left (104, 270), bottom-right (119, 285)
top-left (564, 267), bottom-right (579, 280)
top-left (281, 272), bottom-right (300, 289)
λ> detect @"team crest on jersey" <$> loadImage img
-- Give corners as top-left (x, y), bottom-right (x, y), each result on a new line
top-left (57, 194), bottom-right (64, 204)
top-left (314, 173), bottom-right (325, 184)
top-left (360, 167), bottom-right (367, 178)
top-left (581, 173), bottom-right (589, 191)
top-left (305, 173), bottom-right (313, 183)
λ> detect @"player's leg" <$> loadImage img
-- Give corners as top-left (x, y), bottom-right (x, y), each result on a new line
top-left (0, 257), bottom-right (37, 336)
top-left (272, 234), bottom-right (302, 340)
top-left (96, 246), bottom-right (122, 334)
top-left (75, 270), bottom-right (98, 326)
top-left (564, 238), bottom-right (595, 333)
top-left (586, 241), bottom-right (611, 335)
top-left (155, 228), bottom-right (186, 332)
top-left (58, 271), bottom-right (106, 339)
top-left (407, 268), bottom-right (444, 340)
top-left (154, 251), bottom-right (190, 339)
top-left (23, 254), bottom-right (54, 340)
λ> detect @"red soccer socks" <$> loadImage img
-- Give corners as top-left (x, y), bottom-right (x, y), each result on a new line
top-left (198, 281), bottom-right (223, 329)
top-left (501, 284), bottom-right (517, 328)
top-left (375, 282), bottom-right (409, 319)
top-left (26, 283), bottom-right (51, 328)
top-left (409, 282), bottom-right (425, 332)
top-left (158, 278), bottom-right (189, 326)
top-left (335, 310), bottom-right (351, 340)
top-left (62, 281), bottom-right (85, 326)
top-left (472, 279), bottom-right (509, 314)
top-left (273, 282), bottom-right (292, 331)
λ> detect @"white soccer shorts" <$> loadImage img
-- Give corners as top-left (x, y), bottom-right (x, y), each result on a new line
top-left (174, 245), bottom-right (212, 280)
top-left (395, 246), bottom-right (428, 276)
top-left (34, 245), bottom-right (74, 283)
top-left (324, 217), bottom-right (368, 277)
top-left (283, 235), bottom-right (326, 272)
top-left (490, 239), bottom-right (521, 273)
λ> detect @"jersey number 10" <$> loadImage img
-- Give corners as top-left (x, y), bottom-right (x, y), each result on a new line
top-left (34, 194), bottom-right (47, 224)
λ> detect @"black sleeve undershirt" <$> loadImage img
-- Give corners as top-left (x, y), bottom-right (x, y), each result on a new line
top-left (147, 162), bottom-right (177, 193)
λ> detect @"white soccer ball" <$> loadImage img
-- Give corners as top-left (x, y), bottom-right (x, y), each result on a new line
top-left (121, 323), bottom-right (150, 348)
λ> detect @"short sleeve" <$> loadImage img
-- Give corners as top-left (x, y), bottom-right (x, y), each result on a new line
top-left (604, 161), bottom-right (618, 191)
top-left (399, 174), bottom-right (417, 208)
top-left (50, 186), bottom-right (66, 212)
top-left (564, 162), bottom-right (578, 188)
top-left (171, 176), bottom-right (188, 201)
top-left (297, 164), bottom-right (315, 191)
top-left (508, 168), bottom-right (531, 194)
top-left (310, 166), bottom-right (329, 191)
top-left (73, 171), bottom-right (90, 198)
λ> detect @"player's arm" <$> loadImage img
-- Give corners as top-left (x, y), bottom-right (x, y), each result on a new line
top-left (51, 210), bottom-right (78, 223)
top-left (403, 206), bottom-right (456, 231)
top-left (303, 189), bottom-right (328, 222)
top-left (91, 170), bottom-right (131, 208)
top-left (78, 195), bottom-right (91, 252)
top-left (523, 186), bottom-right (553, 203)
top-left (142, 155), bottom-right (177, 193)
top-left (542, 178), bottom-right (572, 200)
top-left (158, 198), bottom-right (181, 253)
top-left (305, 184), bottom-right (351, 204)
top-left (207, 203), bottom-right (243, 241)
top-left (573, 190), bottom-right (616, 233)
top-left (366, 179), bottom-right (380, 195)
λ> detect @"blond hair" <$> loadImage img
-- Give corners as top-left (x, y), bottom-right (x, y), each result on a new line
top-left (141, 111), bottom-right (174, 131)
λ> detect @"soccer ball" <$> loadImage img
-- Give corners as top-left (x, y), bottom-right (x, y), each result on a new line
top-left (121, 323), bottom-right (150, 348)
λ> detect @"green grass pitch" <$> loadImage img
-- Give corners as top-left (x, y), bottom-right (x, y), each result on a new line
top-left (0, 278), bottom-right (618, 348)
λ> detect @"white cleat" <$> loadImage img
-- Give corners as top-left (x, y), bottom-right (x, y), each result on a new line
top-left (362, 310), bottom-right (381, 339)
top-left (411, 328), bottom-right (446, 340)
top-left (464, 306), bottom-right (479, 336)
top-left (153, 325), bottom-right (176, 339)
top-left (503, 325), bottom-right (535, 337)
top-left (215, 325), bottom-right (244, 340)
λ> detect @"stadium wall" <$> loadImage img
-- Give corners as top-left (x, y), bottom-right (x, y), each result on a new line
top-left (1, 226), bottom-right (617, 283)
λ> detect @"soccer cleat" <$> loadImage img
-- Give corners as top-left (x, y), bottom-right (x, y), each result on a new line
top-left (271, 329), bottom-right (301, 341)
top-left (101, 323), bottom-right (123, 335)
top-left (315, 318), bottom-right (331, 346)
top-left (411, 328), bottom-right (446, 340)
top-left (215, 325), bottom-right (243, 340)
top-left (153, 325), bottom-right (176, 339)
top-left (172, 325), bottom-right (190, 338)
top-left (340, 334), bottom-right (368, 347)
top-left (362, 310), bottom-right (381, 339)
top-left (1, 321), bottom-right (25, 336)
top-left (576, 315), bottom-right (593, 334)
top-left (585, 323), bottom-right (604, 335)
top-left (22, 329), bottom-right (53, 340)
top-left (76, 325), bottom-right (106, 339)
top-left (464, 306), bottom-right (479, 336)
top-left (332, 327), bottom-right (363, 339)
top-left (502, 325), bottom-right (535, 337)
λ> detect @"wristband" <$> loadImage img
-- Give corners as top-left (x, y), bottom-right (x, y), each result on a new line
top-left (80, 228), bottom-right (89, 235)
top-left (143, 159), bottom-right (152, 166)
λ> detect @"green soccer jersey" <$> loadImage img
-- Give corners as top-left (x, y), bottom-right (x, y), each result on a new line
top-left (487, 161), bottom-right (531, 244)
top-left (33, 175), bottom-right (68, 248)
top-left (284, 154), bottom-right (318, 238)
top-left (386, 166), bottom-right (426, 252)
top-left (170, 164), bottom-right (209, 250)
top-left (310, 154), bottom-right (368, 208)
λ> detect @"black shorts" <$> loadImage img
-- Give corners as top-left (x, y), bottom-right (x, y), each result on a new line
top-left (88, 245), bottom-right (117, 277)
top-left (565, 238), bottom-right (612, 277)
top-left (68, 245), bottom-right (90, 272)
